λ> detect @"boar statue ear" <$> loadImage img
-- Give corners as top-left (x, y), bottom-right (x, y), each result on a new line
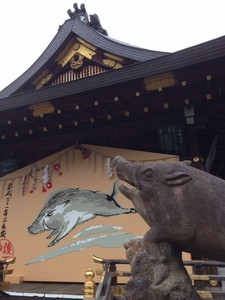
top-left (163, 172), bottom-right (192, 186)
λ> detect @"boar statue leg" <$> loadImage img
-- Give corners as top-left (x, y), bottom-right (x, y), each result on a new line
top-left (124, 238), bottom-right (201, 300)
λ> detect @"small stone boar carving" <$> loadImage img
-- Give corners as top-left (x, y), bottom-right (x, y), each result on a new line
top-left (112, 156), bottom-right (225, 262)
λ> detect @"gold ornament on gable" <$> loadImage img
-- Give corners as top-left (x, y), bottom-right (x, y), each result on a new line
top-left (102, 52), bottom-right (123, 69)
top-left (70, 54), bottom-right (84, 69)
top-left (35, 73), bottom-right (53, 90)
top-left (102, 59), bottom-right (122, 69)
top-left (77, 43), bottom-right (96, 59)
top-left (76, 37), bottom-right (97, 51)
top-left (56, 41), bottom-right (96, 68)
top-left (56, 40), bottom-right (81, 67)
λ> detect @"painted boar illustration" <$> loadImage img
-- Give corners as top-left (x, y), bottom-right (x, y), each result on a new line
top-left (28, 182), bottom-right (135, 247)
top-left (112, 156), bottom-right (225, 262)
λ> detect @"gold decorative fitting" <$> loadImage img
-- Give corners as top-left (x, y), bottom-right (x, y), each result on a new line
top-left (144, 72), bottom-right (175, 91)
top-left (73, 42), bottom-right (80, 51)
top-left (197, 291), bottom-right (213, 299)
top-left (85, 268), bottom-right (95, 280)
top-left (92, 255), bottom-right (103, 263)
top-left (76, 37), bottom-right (96, 51)
top-left (84, 268), bottom-right (96, 299)
top-left (104, 52), bottom-right (124, 63)
top-left (77, 44), bottom-right (96, 60)
top-left (102, 53), bottom-right (123, 68)
top-left (102, 58), bottom-right (122, 69)
top-left (35, 73), bottom-right (53, 90)
top-left (190, 274), bottom-right (209, 281)
top-left (70, 54), bottom-right (84, 69)
top-left (32, 69), bottom-right (49, 86)
top-left (55, 39), bottom-right (83, 67)
top-left (29, 102), bottom-right (54, 117)
top-left (210, 280), bottom-right (218, 287)
top-left (103, 58), bottom-right (116, 68)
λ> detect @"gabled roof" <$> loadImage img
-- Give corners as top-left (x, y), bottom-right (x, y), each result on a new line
top-left (1, 3), bottom-right (225, 180)
top-left (0, 34), bottom-right (225, 111)
top-left (0, 7), bottom-right (168, 99)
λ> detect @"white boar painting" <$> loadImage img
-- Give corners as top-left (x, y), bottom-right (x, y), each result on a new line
top-left (27, 182), bottom-right (136, 263)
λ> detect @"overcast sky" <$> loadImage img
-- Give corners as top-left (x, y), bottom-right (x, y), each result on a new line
top-left (0, 0), bottom-right (224, 91)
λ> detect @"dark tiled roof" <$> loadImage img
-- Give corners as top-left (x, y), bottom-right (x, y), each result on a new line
top-left (0, 17), bottom-right (168, 99)
top-left (0, 34), bottom-right (225, 111)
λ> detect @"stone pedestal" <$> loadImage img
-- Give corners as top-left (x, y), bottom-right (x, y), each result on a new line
top-left (124, 238), bottom-right (202, 300)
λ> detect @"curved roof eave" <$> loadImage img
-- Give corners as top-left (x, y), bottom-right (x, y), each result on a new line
top-left (70, 18), bottom-right (169, 61)
top-left (1, 34), bottom-right (225, 111)
top-left (0, 17), bottom-right (168, 99)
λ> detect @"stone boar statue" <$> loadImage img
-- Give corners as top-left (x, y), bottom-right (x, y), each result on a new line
top-left (28, 182), bottom-right (135, 247)
top-left (112, 156), bottom-right (225, 262)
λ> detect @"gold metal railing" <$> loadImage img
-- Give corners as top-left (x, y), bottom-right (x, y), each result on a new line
top-left (0, 257), bottom-right (16, 297)
top-left (90, 256), bottom-right (225, 300)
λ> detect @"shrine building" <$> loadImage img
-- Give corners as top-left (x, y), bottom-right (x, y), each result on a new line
top-left (0, 2), bottom-right (225, 285)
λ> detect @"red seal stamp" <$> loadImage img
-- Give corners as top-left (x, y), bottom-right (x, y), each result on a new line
top-left (0, 239), bottom-right (14, 260)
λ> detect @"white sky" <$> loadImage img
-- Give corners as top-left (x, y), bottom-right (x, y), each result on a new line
top-left (0, 0), bottom-right (224, 91)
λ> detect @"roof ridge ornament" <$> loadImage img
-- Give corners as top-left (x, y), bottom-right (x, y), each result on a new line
top-left (67, 3), bottom-right (108, 36)
top-left (67, 3), bottom-right (89, 24)
top-left (89, 14), bottom-right (108, 36)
